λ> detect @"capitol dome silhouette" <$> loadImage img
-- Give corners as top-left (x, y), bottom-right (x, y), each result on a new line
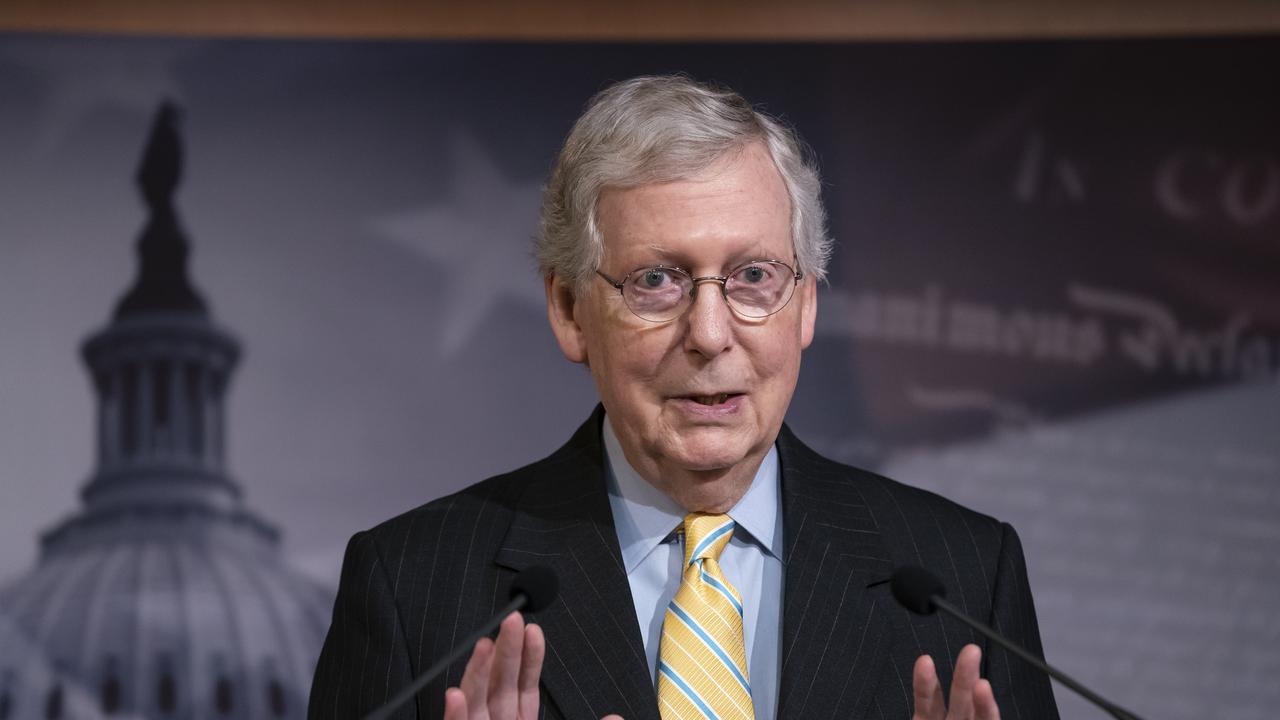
top-left (0, 104), bottom-right (332, 719)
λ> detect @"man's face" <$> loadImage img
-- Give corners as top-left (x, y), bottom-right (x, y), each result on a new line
top-left (547, 141), bottom-right (817, 510)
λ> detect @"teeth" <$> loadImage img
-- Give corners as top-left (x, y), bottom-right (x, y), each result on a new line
top-left (693, 394), bottom-right (730, 406)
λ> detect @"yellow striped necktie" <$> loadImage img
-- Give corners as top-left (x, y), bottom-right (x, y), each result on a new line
top-left (657, 513), bottom-right (755, 720)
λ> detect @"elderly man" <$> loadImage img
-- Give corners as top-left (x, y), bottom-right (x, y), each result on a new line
top-left (309, 76), bottom-right (1059, 720)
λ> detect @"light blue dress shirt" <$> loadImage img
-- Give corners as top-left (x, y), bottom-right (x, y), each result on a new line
top-left (603, 419), bottom-right (784, 720)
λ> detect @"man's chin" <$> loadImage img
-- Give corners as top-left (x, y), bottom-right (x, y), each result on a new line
top-left (665, 429), bottom-right (757, 473)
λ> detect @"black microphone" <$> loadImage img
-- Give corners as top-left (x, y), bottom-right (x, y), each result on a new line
top-left (362, 566), bottom-right (560, 720)
top-left (891, 566), bottom-right (1145, 720)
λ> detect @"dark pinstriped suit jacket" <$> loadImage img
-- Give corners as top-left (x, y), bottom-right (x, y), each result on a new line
top-left (309, 408), bottom-right (1059, 719)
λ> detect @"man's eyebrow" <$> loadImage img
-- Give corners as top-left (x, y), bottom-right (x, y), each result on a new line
top-left (632, 244), bottom-right (783, 270)
top-left (634, 245), bottom-right (689, 268)
top-left (725, 246), bottom-right (780, 268)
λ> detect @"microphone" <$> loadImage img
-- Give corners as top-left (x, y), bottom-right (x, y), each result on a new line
top-left (891, 566), bottom-right (1145, 720)
top-left (509, 566), bottom-right (559, 613)
top-left (362, 566), bottom-right (560, 720)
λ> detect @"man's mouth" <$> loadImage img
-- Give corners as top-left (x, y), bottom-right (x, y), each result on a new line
top-left (683, 392), bottom-right (742, 406)
top-left (692, 394), bottom-right (729, 406)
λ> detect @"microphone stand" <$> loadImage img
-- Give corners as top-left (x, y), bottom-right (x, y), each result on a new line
top-left (363, 595), bottom-right (527, 720)
top-left (930, 594), bottom-right (1145, 720)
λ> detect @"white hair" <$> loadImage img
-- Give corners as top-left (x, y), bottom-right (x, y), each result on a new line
top-left (535, 75), bottom-right (832, 288)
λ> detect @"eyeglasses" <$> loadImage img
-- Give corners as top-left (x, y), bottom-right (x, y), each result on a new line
top-left (596, 259), bottom-right (804, 323)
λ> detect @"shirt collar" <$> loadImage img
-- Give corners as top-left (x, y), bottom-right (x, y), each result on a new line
top-left (603, 416), bottom-right (782, 575)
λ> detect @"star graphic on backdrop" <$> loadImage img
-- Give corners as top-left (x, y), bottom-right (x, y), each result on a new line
top-left (369, 131), bottom-right (546, 356)
top-left (1, 38), bottom-right (194, 153)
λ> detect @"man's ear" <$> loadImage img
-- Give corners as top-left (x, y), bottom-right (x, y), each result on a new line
top-left (546, 272), bottom-right (589, 363)
top-left (799, 274), bottom-right (818, 350)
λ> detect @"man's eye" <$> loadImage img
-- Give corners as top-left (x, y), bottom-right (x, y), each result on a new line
top-left (741, 265), bottom-right (767, 283)
top-left (641, 269), bottom-right (670, 288)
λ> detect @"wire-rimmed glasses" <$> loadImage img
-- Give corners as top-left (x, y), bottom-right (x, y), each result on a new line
top-left (596, 259), bottom-right (804, 323)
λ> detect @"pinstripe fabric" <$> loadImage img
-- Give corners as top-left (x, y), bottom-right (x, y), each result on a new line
top-left (657, 514), bottom-right (754, 720)
top-left (308, 407), bottom-right (1059, 720)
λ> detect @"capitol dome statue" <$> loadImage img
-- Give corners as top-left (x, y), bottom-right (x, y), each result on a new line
top-left (0, 104), bottom-right (332, 719)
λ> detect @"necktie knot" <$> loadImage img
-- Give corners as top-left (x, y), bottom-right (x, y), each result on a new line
top-left (682, 513), bottom-right (735, 567)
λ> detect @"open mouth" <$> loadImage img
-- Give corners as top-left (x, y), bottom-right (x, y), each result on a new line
top-left (685, 393), bottom-right (742, 406)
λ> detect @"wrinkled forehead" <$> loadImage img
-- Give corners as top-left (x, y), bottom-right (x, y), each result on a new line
top-left (596, 143), bottom-right (793, 269)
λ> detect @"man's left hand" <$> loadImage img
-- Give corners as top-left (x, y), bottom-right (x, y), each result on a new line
top-left (911, 644), bottom-right (1001, 720)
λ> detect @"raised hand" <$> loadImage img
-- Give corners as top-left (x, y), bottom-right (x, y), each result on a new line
top-left (912, 644), bottom-right (1001, 720)
top-left (443, 611), bottom-right (623, 720)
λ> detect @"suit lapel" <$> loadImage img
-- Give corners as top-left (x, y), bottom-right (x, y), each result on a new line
top-left (776, 425), bottom-right (895, 720)
top-left (495, 408), bottom-right (662, 720)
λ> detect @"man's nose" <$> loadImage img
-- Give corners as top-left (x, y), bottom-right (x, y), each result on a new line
top-left (683, 279), bottom-right (734, 358)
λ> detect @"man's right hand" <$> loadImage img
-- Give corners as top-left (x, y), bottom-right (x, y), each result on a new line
top-left (444, 611), bottom-right (623, 720)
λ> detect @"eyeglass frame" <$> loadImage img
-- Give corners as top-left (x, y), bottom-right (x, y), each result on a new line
top-left (595, 258), bottom-right (805, 323)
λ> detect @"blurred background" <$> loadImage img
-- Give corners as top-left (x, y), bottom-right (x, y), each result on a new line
top-left (0, 2), bottom-right (1277, 718)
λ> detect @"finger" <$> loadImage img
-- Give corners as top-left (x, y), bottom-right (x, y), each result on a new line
top-left (487, 612), bottom-right (527, 717)
top-left (444, 687), bottom-right (469, 720)
top-left (460, 637), bottom-right (494, 720)
top-left (947, 644), bottom-right (984, 720)
top-left (973, 678), bottom-right (1001, 720)
top-left (601, 715), bottom-right (625, 719)
top-left (517, 622), bottom-right (546, 718)
top-left (911, 654), bottom-right (945, 720)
